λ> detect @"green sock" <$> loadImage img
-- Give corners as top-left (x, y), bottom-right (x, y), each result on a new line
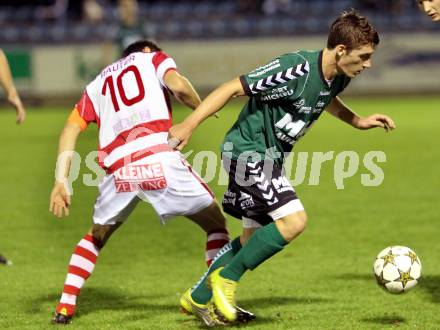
top-left (220, 222), bottom-right (287, 282)
top-left (191, 237), bottom-right (242, 304)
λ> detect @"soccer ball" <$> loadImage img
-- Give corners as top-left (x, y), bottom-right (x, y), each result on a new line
top-left (373, 246), bottom-right (422, 294)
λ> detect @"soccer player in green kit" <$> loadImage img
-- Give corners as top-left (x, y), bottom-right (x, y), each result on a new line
top-left (170, 10), bottom-right (396, 325)
top-left (417, 0), bottom-right (440, 21)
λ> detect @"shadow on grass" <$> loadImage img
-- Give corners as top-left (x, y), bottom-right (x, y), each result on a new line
top-left (334, 273), bottom-right (372, 281)
top-left (338, 273), bottom-right (440, 304)
top-left (180, 315), bottom-right (277, 329)
top-left (179, 295), bottom-right (330, 329)
top-left (361, 315), bottom-right (406, 326)
top-left (419, 275), bottom-right (440, 304)
top-left (31, 289), bottom-right (331, 327)
top-left (239, 295), bottom-right (331, 310)
top-left (29, 286), bottom-right (173, 320)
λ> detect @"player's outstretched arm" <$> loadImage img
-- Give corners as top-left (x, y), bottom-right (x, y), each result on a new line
top-left (168, 77), bottom-right (245, 150)
top-left (0, 49), bottom-right (26, 124)
top-left (49, 121), bottom-right (82, 218)
top-left (326, 96), bottom-right (396, 132)
top-left (164, 70), bottom-right (201, 110)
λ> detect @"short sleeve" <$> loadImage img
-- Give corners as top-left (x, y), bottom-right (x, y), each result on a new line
top-left (333, 76), bottom-right (351, 96)
top-left (240, 54), bottom-right (310, 97)
top-left (152, 51), bottom-right (177, 85)
top-left (75, 91), bottom-right (97, 124)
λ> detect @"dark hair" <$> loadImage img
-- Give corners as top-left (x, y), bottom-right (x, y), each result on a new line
top-left (327, 10), bottom-right (379, 51)
top-left (122, 40), bottom-right (162, 57)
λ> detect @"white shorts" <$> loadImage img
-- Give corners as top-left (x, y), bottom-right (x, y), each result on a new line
top-left (242, 200), bottom-right (305, 229)
top-left (92, 151), bottom-right (214, 225)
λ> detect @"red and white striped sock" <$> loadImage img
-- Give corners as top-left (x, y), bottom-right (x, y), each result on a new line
top-left (56, 234), bottom-right (101, 316)
top-left (205, 229), bottom-right (229, 266)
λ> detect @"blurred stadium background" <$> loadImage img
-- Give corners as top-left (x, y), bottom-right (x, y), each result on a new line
top-left (1, 0), bottom-right (439, 104)
top-left (1, 1), bottom-right (440, 329)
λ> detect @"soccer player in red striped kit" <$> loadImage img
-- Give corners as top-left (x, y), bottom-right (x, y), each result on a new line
top-left (49, 40), bottom-right (236, 325)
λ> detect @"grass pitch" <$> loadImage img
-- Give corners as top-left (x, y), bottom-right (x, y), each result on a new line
top-left (0, 96), bottom-right (439, 329)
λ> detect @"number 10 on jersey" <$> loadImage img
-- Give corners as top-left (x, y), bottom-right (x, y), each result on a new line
top-left (101, 65), bottom-right (145, 112)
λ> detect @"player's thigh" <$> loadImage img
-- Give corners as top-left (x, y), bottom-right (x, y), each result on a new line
top-left (222, 158), bottom-right (305, 228)
top-left (138, 152), bottom-right (214, 223)
top-left (185, 201), bottom-right (226, 232)
top-left (93, 173), bottom-right (140, 226)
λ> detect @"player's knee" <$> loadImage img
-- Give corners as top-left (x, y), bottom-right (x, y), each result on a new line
top-left (211, 204), bottom-right (227, 228)
top-left (277, 211), bottom-right (308, 242)
top-left (241, 227), bottom-right (258, 244)
top-left (91, 224), bottom-right (117, 248)
top-left (188, 201), bottom-right (227, 232)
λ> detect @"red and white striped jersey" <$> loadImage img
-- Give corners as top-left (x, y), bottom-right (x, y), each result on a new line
top-left (74, 51), bottom-right (177, 173)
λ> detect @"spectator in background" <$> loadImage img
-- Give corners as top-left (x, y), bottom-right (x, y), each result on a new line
top-left (417, 0), bottom-right (440, 21)
top-left (35, 0), bottom-right (69, 21)
top-left (238, 0), bottom-right (264, 14)
top-left (262, 0), bottom-right (292, 16)
top-left (100, 0), bottom-right (145, 72)
top-left (83, 0), bottom-right (104, 23)
top-left (0, 48), bottom-right (26, 266)
top-left (35, 0), bottom-right (103, 22)
top-left (358, 0), bottom-right (406, 14)
top-left (116, 0), bottom-right (144, 52)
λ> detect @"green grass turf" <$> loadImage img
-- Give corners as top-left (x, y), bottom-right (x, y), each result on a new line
top-left (0, 96), bottom-right (439, 329)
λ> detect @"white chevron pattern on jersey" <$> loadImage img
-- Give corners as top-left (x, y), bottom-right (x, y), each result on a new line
top-left (248, 61), bottom-right (310, 95)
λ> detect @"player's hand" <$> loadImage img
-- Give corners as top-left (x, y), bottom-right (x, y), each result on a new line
top-left (355, 114), bottom-right (396, 132)
top-left (49, 182), bottom-right (71, 218)
top-left (8, 90), bottom-right (26, 124)
top-left (168, 123), bottom-right (194, 151)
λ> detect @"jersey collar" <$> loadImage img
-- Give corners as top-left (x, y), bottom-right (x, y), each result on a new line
top-left (317, 50), bottom-right (328, 87)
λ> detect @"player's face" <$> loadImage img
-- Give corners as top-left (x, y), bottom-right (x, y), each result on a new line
top-left (418, 0), bottom-right (440, 21)
top-left (336, 44), bottom-right (376, 79)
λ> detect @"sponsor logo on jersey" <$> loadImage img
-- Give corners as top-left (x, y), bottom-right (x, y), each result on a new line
top-left (295, 99), bottom-right (312, 114)
top-left (261, 86), bottom-right (294, 101)
top-left (249, 59), bottom-right (281, 77)
top-left (238, 191), bottom-right (254, 209)
top-left (275, 113), bottom-right (311, 145)
top-left (312, 100), bottom-right (327, 113)
top-left (299, 106), bottom-right (312, 114)
top-left (293, 98), bottom-right (306, 108)
top-left (271, 176), bottom-right (295, 193)
top-left (319, 91), bottom-right (331, 96)
top-left (114, 162), bottom-right (167, 192)
top-left (316, 101), bottom-right (326, 108)
top-left (112, 109), bottom-right (152, 135)
top-left (223, 191), bottom-right (236, 205)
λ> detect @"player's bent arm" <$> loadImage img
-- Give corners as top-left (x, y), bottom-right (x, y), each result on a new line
top-left (168, 78), bottom-right (244, 150)
top-left (0, 49), bottom-right (26, 124)
top-left (182, 77), bottom-right (245, 129)
top-left (326, 96), bottom-right (396, 131)
top-left (325, 96), bottom-right (361, 128)
top-left (164, 70), bottom-right (201, 110)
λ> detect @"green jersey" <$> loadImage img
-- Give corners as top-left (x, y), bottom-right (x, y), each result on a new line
top-left (116, 24), bottom-right (145, 55)
top-left (222, 50), bottom-right (350, 166)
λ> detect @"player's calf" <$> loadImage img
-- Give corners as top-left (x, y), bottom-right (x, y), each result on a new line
top-left (186, 202), bottom-right (229, 266)
top-left (52, 224), bottom-right (120, 323)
